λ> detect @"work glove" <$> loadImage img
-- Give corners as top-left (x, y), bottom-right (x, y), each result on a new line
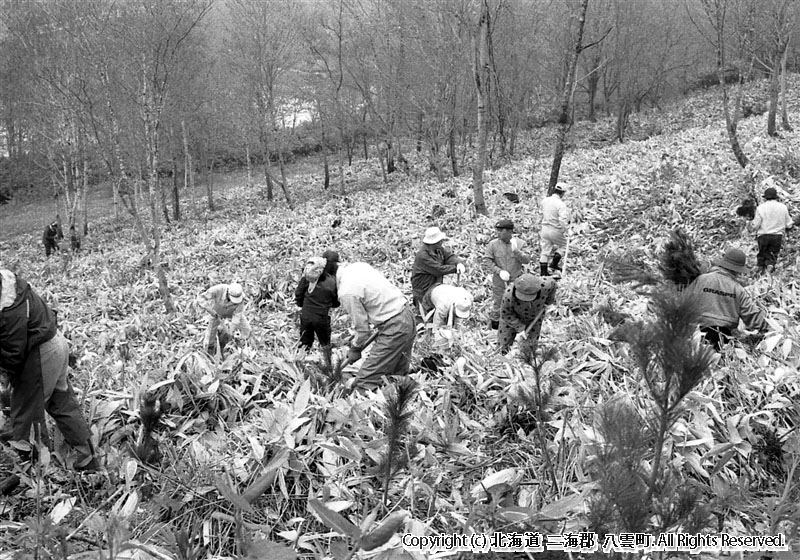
top-left (518, 330), bottom-right (528, 340)
top-left (499, 270), bottom-right (510, 282)
top-left (347, 347), bottom-right (362, 362)
top-left (456, 263), bottom-right (466, 274)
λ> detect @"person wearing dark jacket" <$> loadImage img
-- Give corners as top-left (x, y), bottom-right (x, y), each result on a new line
top-left (42, 220), bottom-right (63, 257)
top-left (295, 255), bottom-right (340, 371)
top-left (0, 269), bottom-right (96, 470)
top-left (684, 248), bottom-right (768, 350)
top-left (411, 227), bottom-right (464, 314)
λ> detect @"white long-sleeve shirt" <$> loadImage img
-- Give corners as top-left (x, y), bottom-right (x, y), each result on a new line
top-left (337, 263), bottom-right (407, 347)
top-left (752, 200), bottom-right (793, 236)
top-left (541, 194), bottom-right (570, 231)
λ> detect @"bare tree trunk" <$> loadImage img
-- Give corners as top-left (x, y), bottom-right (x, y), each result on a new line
top-left (206, 158), bottom-right (216, 211)
top-left (471, 0), bottom-right (490, 216)
top-left (182, 120), bottom-right (195, 211)
top-left (81, 157), bottom-right (89, 236)
top-left (780, 40), bottom-right (792, 131)
top-left (548, 0), bottom-right (589, 194)
top-left (448, 126), bottom-right (459, 177)
top-left (767, 53), bottom-right (781, 137)
top-left (245, 142), bottom-right (253, 187)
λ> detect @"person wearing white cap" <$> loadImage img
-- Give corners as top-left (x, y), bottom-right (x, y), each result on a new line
top-left (411, 226), bottom-right (465, 314)
top-left (539, 183), bottom-right (571, 277)
top-left (196, 282), bottom-right (251, 355)
top-left (429, 284), bottom-right (473, 328)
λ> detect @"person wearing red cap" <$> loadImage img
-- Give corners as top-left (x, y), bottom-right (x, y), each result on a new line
top-left (484, 219), bottom-right (531, 329)
top-left (411, 227), bottom-right (464, 315)
top-left (196, 282), bottom-right (251, 355)
top-left (497, 273), bottom-right (557, 354)
top-left (750, 186), bottom-right (794, 274)
top-left (684, 248), bottom-right (768, 349)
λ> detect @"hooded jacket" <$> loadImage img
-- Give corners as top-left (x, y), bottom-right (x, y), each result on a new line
top-left (0, 270), bottom-right (57, 376)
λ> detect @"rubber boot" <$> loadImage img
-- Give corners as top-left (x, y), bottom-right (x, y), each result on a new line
top-left (321, 345), bottom-right (333, 373)
top-left (550, 252), bottom-right (562, 272)
top-left (539, 263), bottom-right (549, 276)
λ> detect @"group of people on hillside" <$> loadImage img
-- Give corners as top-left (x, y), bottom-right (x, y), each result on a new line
top-left (41, 217), bottom-right (82, 257)
top-left (199, 184), bottom-right (573, 387)
top-left (1, 182), bottom-right (794, 474)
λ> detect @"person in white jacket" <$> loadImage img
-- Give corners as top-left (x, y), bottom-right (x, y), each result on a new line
top-left (750, 186), bottom-right (794, 274)
top-left (428, 284), bottom-right (473, 328)
top-left (539, 183), bottom-right (571, 277)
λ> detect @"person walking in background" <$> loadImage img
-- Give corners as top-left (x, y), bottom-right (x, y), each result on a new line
top-left (295, 255), bottom-right (339, 371)
top-left (0, 269), bottom-right (97, 471)
top-left (497, 273), bottom-right (557, 355)
top-left (750, 186), bottom-right (794, 274)
top-left (42, 219), bottom-right (63, 257)
top-left (539, 183), bottom-right (570, 278)
top-left (196, 282), bottom-right (252, 356)
top-left (337, 262), bottom-right (415, 387)
top-left (684, 248), bottom-right (768, 350)
top-left (484, 219), bottom-right (531, 329)
top-left (411, 226), bottom-right (464, 315)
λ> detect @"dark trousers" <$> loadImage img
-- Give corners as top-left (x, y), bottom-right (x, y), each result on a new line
top-left (299, 315), bottom-right (331, 349)
top-left (700, 326), bottom-right (732, 351)
top-left (44, 239), bottom-right (59, 257)
top-left (756, 234), bottom-right (783, 268)
top-left (11, 336), bottom-right (91, 449)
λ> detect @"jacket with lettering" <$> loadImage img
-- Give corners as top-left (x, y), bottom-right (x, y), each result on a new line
top-left (684, 267), bottom-right (767, 331)
top-left (0, 270), bottom-right (57, 377)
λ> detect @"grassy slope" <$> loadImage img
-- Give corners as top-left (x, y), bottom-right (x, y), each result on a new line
top-left (2, 79), bottom-right (800, 556)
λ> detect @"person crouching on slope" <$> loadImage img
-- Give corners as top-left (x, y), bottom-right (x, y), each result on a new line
top-left (337, 262), bottom-right (415, 388)
top-left (684, 248), bottom-right (768, 350)
top-left (0, 269), bottom-right (97, 471)
top-left (295, 255), bottom-right (340, 372)
top-left (196, 282), bottom-right (252, 356)
top-left (497, 273), bottom-right (557, 355)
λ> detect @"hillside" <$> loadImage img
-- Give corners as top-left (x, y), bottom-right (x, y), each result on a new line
top-left (2, 79), bottom-right (800, 559)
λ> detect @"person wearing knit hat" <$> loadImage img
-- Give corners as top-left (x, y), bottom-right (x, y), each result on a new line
top-left (497, 273), bottom-right (557, 354)
top-left (411, 226), bottom-right (464, 315)
top-left (539, 183), bottom-right (571, 277)
top-left (684, 248), bottom-right (768, 350)
top-left (750, 186), bottom-right (794, 274)
top-left (295, 255), bottom-right (340, 371)
top-left (484, 219), bottom-right (532, 329)
top-left (196, 282), bottom-right (252, 356)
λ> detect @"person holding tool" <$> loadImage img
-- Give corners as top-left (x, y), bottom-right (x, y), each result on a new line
top-left (497, 273), bottom-right (557, 355)
top-left (484, 219), bottom-right (531, 329)
top-left (410, 226), bottom-right (465, 317)
top-left (337, 262), bottom-right (416, 387)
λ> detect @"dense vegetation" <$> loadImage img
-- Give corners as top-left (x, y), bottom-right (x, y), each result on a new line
top-left (1, 72), bottom-right (800, 559)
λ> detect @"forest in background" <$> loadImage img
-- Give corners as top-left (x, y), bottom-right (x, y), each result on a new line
top-left (1, 0), bottom-right (798, 218)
